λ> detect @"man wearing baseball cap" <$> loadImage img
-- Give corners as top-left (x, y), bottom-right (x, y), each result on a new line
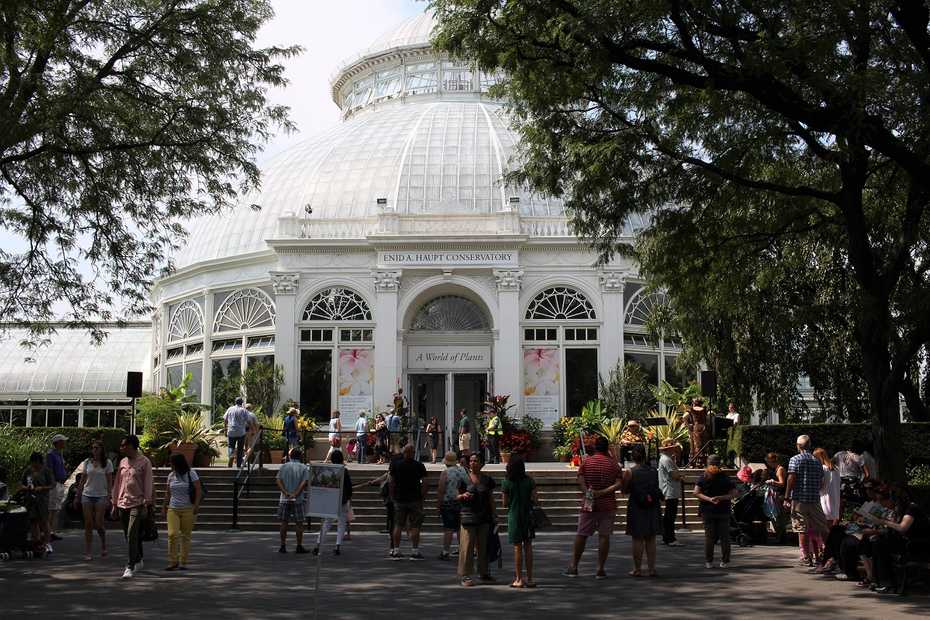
top-left (657, 439), bottom-right (684, 547)
top-left (47, 434), bottom-right (68, 543)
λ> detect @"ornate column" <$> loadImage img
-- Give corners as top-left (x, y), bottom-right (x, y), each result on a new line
top-left (493, 269), bottom-right (524, 411)
top-left (200, 289), bottom-right (214, 427)
top-left (271, 272), bottom-right (301, 404)
top-left (372, 270), bottom-right (401, 409)
top-left (599, 270), bottom-right (625, 377)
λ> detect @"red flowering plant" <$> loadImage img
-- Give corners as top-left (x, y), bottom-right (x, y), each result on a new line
top-left (570, 434), bottom-right (599, 457)
top-left (500, 429), bottom-right (533, 455)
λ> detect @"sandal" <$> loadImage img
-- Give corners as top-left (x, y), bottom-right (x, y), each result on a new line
top-left (628, 570), bottom-right (642, 577)
top-left (461, 577), bottom-right (475, 587)
top-left (510, 580), bottom-right (524, 588)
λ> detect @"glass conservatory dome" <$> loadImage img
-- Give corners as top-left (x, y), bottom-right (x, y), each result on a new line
top-left (172, 12), bottom-right (651, 270)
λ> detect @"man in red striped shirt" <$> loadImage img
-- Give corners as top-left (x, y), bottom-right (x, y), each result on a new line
top-left (563, 436), bottom-right (623, 579)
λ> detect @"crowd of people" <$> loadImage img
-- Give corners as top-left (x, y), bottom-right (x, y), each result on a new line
top-left (747, 435), bottom-right (930, 595)
top-left (10, 420), bottom-right (930, 597)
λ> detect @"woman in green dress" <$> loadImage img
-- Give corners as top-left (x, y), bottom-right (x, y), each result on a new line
top-left (502, 456), bottom-right (538, 588)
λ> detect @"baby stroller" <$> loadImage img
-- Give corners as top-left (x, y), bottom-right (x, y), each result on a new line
top-left (1, 493), bottom-right (39, 560)
top-left (730, 483), bottom-right (772, 546)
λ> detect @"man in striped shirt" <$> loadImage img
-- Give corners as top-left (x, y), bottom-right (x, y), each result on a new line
top-left (563, 436), bottom-right (623, 579)
top-left (785, 434), bottom-right (828, 566)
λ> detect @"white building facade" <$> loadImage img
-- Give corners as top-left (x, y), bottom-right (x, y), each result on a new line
top-left (148, 12), bottom-right (679, 435)
top-left (0, 13), bottom-right (685, 436)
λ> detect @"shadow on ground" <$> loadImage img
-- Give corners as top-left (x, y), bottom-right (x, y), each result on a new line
top-left (1, 530), bottom-right (928, 619)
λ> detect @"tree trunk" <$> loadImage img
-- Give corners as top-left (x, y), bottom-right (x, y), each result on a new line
top-left (858, 310), bottom-right (906, 483)
top-left (900, 372), bottom-right (930, 422)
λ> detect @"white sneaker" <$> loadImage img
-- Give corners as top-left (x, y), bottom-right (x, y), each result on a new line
top-left (719, 562), bottom-right (730, 569)
top-left (705, 562), bottom-right (714, 569)
top-left (134, 559), bottom-right (144, 571)
top-left (44, 544), bottom-right (53, 554)
top-left (121, 567), bottom-right (134, 579)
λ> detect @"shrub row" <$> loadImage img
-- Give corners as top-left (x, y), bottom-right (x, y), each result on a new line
top-left (728, 423), bottom-right (930, 465)
top-left (0, 427), bottom-right (127, 473)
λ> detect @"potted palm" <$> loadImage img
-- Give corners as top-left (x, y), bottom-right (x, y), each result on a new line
top-left (165, 412), bottom-right (209, 465)
top-left (259, 413), bottom-right (287, 463)
top-left (597, 417), bottom-right (626, 460)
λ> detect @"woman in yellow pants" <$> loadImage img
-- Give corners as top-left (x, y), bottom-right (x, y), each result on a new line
top-left (163, 453), bottom-right (202, 570)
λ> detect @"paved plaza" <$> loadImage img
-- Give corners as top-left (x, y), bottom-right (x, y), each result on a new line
top-left (2, 531), bottom-right (928, 619)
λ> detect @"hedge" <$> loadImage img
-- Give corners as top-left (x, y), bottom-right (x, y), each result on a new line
top-left (727, 423), bottom-right (930, 466)
top-left (0, 427), bottom-right (127, 473)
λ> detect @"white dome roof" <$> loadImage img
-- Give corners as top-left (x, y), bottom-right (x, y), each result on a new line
top-left (175, 99), bottom-right (565, 269)
top-left (363, 11), bottom-right (435, 58)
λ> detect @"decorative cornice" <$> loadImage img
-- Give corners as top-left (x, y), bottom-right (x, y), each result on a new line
top-left (372, 270), bottom-right (402, 292)
top-left (493, 269), bottom-right (524, 291)
top-left (270, 272), bottom-right (300, 295)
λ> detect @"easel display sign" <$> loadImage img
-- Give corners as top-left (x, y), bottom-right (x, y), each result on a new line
top-left (307, 464), bottom-right (345, 520)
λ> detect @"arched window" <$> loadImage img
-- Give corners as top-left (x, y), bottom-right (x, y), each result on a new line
top-left (213, 288), bottom-right (276, 332)
top-left (410, 296), bottom-right (490, 330)
top-left (624, 290), bottom-right (668, 326)
top-left (525, 287), bottom-right (596, 320)
top-left (303, 288), bottom-right (372, 321)
top-left (167, 300), bottom-right (204, 342)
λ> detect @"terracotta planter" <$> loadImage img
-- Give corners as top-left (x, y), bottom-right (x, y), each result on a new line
top-left (269, 449), bottom-right (284, 464)
top-left (170, 442), bottom-right (197, 466)
top-left (559, 453), bottom-right (571, 463)
top-left (193, 452), bottom-right (214, 468)
top-left (500, 451), bottom-right (511, 464)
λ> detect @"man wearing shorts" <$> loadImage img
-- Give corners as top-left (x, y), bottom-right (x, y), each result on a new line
top-left (223, 397), bottom-right (249, 468)
top-left (785, 434), bottom-right (828, 567)
top-left (276, 448), bottom-right (309, 554)
top-left (389, 444), bottom-right (427, 560)
top-left (564, 436), bottom-right (623, 578)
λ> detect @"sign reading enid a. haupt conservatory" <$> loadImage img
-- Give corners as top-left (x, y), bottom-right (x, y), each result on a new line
top-left (378, 250), bottom-right (519, 267)
top-left (407, 346), bottom-right (491, 370)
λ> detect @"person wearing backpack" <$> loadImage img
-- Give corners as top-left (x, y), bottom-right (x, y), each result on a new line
top-left (623, 444), bottom-right (662, 577)
top-left (283, 407), bottom-right (300, 451)
top-left (163, 453), bottom-right (202, 571)
top-left (223, 397), bottom-right (249, 468)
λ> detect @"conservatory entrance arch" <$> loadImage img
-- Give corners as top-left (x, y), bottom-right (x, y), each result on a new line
top-left (403, 288), bottom-right (493, 455)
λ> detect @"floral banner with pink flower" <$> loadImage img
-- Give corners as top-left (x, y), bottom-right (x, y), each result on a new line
top-left (338, 348), bottom-right (373, 415)
top-left (523, 347), bottom-right (560, 423)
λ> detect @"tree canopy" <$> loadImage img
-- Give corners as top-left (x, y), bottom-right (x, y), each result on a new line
top-left (0, 0), bottom-right (298, 341)
top-left (431, 0), bottom-right (930, 481)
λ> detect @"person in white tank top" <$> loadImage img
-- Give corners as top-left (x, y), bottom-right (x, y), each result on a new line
top-left (325, 411), bottom-right (342, 462)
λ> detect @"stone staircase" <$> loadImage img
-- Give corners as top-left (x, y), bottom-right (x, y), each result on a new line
top-left (153, 466), bottom-right (715, 533)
